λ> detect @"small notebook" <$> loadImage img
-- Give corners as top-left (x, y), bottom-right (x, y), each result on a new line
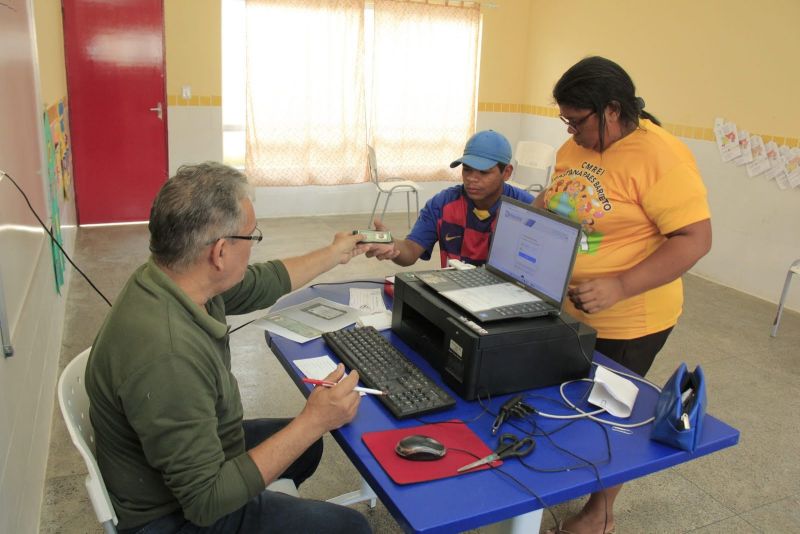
top-left (361, 420), bottom-right (500, 485)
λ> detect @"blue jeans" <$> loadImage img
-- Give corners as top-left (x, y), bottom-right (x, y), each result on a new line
top-left (121, 418), bottom-right (371, 534)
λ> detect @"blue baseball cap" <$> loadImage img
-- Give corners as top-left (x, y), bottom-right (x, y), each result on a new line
top-left (449, 130), bottom-right (512, 171)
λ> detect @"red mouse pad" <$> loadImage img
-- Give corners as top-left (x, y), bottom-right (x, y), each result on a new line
top-left (361, 420), bottom-right (501, 485)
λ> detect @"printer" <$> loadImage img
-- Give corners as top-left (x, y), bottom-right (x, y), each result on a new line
top-left (392, 271), bottom-right (597, 401)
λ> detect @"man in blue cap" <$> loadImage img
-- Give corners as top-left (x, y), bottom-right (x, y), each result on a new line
top-left (369, 130), bottom-right (534, 267)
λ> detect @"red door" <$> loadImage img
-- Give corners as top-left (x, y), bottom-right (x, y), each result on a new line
top-left (62, 0), bottom-right (168, 224)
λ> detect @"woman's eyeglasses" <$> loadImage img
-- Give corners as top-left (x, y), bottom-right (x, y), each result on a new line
top-left (559, 111), bottom-right (595, 132)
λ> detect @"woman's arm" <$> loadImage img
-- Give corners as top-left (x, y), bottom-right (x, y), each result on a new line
top-left (569, 219), bottom-right (712, 314)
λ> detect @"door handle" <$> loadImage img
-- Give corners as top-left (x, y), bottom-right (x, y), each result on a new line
top-left (148, 102), bottom-right (163, 120)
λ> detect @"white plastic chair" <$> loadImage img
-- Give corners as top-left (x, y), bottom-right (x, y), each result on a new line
top-left (507, 140), bottom-right (556, 193)
top-left (366, 145), bottom-right (420, 228)
top-left (58, 348), bottom-right (119, 534)
top-left (59, 348), bottom-right (299, 533)
top-left (771, 259), bottom-right (800, 337)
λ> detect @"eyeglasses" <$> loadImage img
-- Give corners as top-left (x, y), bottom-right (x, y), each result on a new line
top-left (209, 225), bottom-right (263, 245)
top-left (559, 111), bottom-right (596, 132)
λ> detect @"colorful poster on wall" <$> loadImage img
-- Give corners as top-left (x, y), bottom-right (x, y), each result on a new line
top-left (43, 98), bottom-right (73, 294)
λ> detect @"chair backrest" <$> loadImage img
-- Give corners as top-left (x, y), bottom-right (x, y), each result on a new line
top-left (513, 140), bottom-right (556, 188)
top-left (58, 348), bottom-right (119, 532)
top-left (367, 145), bottom-right (379, 184)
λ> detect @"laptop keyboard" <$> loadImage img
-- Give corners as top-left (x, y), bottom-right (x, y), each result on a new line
top-left (321, 327), bottom-right (456, 419)
top-left (443, 269), bottom-right (504, 288)
top-left (493, 300), bottom-right (551, 317)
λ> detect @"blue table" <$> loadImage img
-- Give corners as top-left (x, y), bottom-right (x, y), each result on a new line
top-left (265, 282), bottom-right (739, 534)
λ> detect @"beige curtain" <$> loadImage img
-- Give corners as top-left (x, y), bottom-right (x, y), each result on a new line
top-left (245, 0), bottom-right (367, 186)
top-left (370, 0), bottom-right (480, 182)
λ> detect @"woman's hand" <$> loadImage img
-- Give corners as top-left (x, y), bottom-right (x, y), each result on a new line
top-left (568, 277), bottom-right (626, 314)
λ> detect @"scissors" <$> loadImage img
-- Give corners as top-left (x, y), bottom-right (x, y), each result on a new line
top-left (457, 433), bottom-right (535, 472)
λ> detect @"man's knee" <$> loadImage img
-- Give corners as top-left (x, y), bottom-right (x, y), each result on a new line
top-left (308, 503), bottom-right (371, 534)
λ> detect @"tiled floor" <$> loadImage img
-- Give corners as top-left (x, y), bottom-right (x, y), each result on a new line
top-left (41, 213), bottom-right (800, 533)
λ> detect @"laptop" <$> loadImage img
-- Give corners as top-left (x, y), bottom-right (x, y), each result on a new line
top-left (415, 196), bottom-right (582, 322)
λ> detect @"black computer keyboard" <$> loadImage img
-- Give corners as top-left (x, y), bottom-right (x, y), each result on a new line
top-left (321, 326), bottom-right (456, 419)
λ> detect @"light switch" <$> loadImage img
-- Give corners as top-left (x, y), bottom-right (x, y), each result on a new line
top-left (181, 85), bottom-right (192, 99)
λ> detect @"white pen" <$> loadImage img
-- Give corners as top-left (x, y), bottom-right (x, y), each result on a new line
top-left (302, 378), bottom-right (388, 396)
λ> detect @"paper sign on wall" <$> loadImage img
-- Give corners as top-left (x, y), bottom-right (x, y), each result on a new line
top-left (732, 130), bottom-right (753, 166)
top-left (746, 135), bottom-right (770, 177)
top-left (780, 146), bottom-right (800, 188)
top-left (764, 141), bottom-right (788, 187)
top-left (714, 118), bottom-right (741, 162)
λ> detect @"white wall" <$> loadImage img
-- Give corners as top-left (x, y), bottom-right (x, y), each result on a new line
top-left (252, 181), bottom-right (453, 222)
top-left (167, 105), bottom-right (224, 177)
top-left (0, 2), bottom-right (76, 532)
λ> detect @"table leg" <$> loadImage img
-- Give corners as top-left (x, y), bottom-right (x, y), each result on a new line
top-left (326, 477), bottom-right (378, 509)
top-left (482, 508), bottom-right (543, 534)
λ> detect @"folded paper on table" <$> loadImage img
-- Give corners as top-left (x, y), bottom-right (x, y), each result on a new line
top-left (362, 420), bottom-right (498, 485)
top-left (356, 310), bottom-right (393, 330)
top-left (588, 365), bottom-right (639, 418)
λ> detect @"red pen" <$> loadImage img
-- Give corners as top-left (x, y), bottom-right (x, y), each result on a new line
top-left (302, 377), bottom-right (387, 396)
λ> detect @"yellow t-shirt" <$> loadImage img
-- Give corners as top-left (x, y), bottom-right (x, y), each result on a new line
top-left (543, 120), bottom-right (710, 339)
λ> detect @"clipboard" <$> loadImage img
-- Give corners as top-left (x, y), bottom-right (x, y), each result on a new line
top-left (361, 420), bottom-right (500, 485)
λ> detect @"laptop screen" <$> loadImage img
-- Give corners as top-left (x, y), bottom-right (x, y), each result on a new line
top-left (487, 197), bottom-right (582, 304)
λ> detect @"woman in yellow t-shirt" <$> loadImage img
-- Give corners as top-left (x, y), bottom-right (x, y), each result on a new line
top-left (536, 57), bottom-right (712, 534)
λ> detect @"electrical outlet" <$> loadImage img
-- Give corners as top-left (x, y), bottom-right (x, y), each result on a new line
top-left (181, 85), bottom-right (191, 100)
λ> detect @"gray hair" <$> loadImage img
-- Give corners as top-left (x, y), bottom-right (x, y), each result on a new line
top-left (149, 162), bottom-right (253, 271)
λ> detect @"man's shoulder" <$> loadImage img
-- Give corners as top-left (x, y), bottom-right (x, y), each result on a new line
top-left (91, 266), bottom-right (205, 375)
top-left (502, 183), bottom-right (535, 203)
top-left (424, 184), bottom-right (465, 212)
top-left (431, 184), bottom-right (465, 201)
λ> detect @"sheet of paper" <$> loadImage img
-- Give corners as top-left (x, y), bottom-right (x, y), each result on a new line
top-left (746, 135), bottom-right (771, 177)
top-left (732, 130), bottom-right (753, 165)
top-left (349, 288), bottom-right (388, 314)
top-left (253, 297), bottom-right (360, 343)
top-left (357, 310), bottom-right (393, 330)
top-left (784, 147), bottom-right (800, 188)
top-left (294, 355), bottom-right (338, 380)
top-left (764, 141), bottom-right (788, 186)
top-left (253, 314), bottom-right (321, 343)
top-left (714, 118), bottom-right (741, 162)
top-left (588, 366), bottom-right (639, 418)
top-left (294, 356), bottom-right (365, 395)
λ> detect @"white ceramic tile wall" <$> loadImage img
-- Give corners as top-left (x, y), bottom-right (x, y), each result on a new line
top-left (167, 106), bottom-right (225, 176)
top-left (0, 235), bottom-right (73, 533)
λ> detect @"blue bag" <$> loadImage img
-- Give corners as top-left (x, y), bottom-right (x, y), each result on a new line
top-left (651, 363), bottom-right (706, 452)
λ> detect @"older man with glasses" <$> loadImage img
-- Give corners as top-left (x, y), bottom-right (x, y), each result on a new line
top-left (86, 162), bottom-right (374, 534)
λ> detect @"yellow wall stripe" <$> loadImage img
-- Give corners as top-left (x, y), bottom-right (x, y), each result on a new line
top-left (478, 101), bottom-right (800, 147)
top-left (165, 95), bottom-right (799, 147)
top-left (167, 94), bottom-right (222, 107)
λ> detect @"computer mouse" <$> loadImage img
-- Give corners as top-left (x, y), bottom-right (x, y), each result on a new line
top-left (395, 434), bottom-right (447, 461)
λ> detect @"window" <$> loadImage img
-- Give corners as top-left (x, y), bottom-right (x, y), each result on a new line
top-left (223, 0), bottom-right (480, 186)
